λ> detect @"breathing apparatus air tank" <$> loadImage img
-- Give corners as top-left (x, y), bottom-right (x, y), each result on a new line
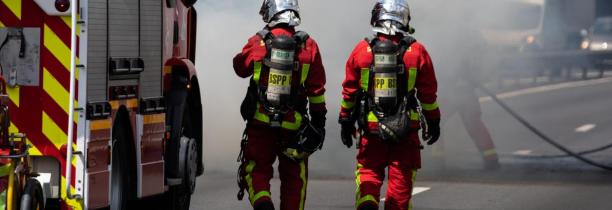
top-left (372, 39), bottom-right (401, 115)
top-left (264, 35), bottom-right (297, 108)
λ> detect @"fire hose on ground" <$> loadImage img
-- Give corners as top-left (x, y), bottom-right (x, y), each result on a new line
top-left (475, 82), bottom-right (612, 171)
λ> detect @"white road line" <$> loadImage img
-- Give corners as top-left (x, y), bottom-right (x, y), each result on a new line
top-left (379, 187), bottom-right (431, 202)
top-left (479, 77), bottom-right (612, 103)
top-left (412, 187), bottom-right (431, 196)
top-left (575, 124), bottom-right (597, 133)
top-left (513, 150), bottom-right (533, 156)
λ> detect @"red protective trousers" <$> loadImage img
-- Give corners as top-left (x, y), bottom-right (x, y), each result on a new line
top-left (356, 132), bottom-right (421, 210)
top-left (241, 125), bottom-right (308, 210)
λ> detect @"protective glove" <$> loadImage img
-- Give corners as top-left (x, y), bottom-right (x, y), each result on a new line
top-left (339, 118), bottom-right (356, 148)
top-left (424, 119), bottom-right (440, 145)
top-left (310, 111), bottom-right (326, 149)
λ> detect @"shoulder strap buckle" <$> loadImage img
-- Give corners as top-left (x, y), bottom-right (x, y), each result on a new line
top-left (293, 31), bottom-right (310, 46)
top-left (256, 28), bottom-right (272, 40)
top-left (364, 34), bottom-right (378, 47)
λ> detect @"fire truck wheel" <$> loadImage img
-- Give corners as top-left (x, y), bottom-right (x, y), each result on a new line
top-left (179, 136), bottom-right (198, 194)
top-left (110, 123), bottom-right (135, 210)
top-left (166, 176), bottom-right (192, 210)
top-left (20, 179), bottom-right (44, 210)
top-left (164, 137), bottom-right (196, 210)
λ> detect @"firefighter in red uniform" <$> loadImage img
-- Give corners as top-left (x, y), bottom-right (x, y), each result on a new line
top-left (339, 1), bottom-right (440, 210)
top-left (233, 1), bottom-right (327, 210)
top-left (434, 29), bottom-right (500, 170)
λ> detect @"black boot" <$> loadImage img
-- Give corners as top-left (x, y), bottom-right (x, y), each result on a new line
top-left (484, 157), bottom-right (500, 171)
top-left (254, 202), bottom-right (275, 210)
top-left (358, 203), bottom-right (378, 210)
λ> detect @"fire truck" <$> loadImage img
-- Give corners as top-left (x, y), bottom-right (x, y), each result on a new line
top-left (0, 0), bottom-right (203, 209)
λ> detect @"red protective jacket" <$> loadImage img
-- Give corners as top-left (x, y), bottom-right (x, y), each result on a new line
top-left (340, 34), bottom-right (440, 131)
top-left (233, 27), bottom-right (326, 130)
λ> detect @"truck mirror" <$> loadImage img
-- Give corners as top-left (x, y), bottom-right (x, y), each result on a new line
top-left (580, 29), bottom-right (588, 37)
top-left (182, 0), bottom-right (197, 8)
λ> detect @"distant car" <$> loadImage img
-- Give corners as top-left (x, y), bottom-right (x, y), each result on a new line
top-left (581, 17), bottom-right (612, 51)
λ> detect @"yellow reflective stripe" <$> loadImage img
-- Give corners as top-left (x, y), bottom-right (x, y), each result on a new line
top-left (0, 20), bottom-right (4, 28)
top-left (300, 64), bottom-right (310, 85)
top-left (253, 62), bottom-right (263, 84)
top-left (0, 189), bottom-right (5, 210)
top-left (357, 195), bottom-right (378, 208)
top-left (355, 163), bottom-right (378, 208)
top-left (483, 149), bottom-right (497, 157)
top-left (367, 112), bottom-right (378, 123)
top-left (2, 0), bottom-right (21, 20)
top-left (61, 15), bottom-right (81, 36)
top-left (60, 177), bottom-right (83, 210)
top-left (281, 112), bottom-right (303, 131)
top-left (43, 68), bottom-right (78, 122)
top-left (44, 24), bottom-right (77, 71)
top-left (252, 191), bottom-right (271, 205)
top-left (7, 86), bottom-right (19, 107)
top-left (42, 112), bottom-right (68, 150)
top-left (360, 68), bottom-right (370, 91)
top-left (341, 100), bottom-right (355, 109)
top-left (298, 161), bottom-right (307, 210)
top-left (410, 110), bottom-right (420, 121)
top-left (253, 103), bottom-right (270, 123)
top-left (253, 104), bottom-right (303, 130)
top-left (7, 163), bottom-right (14, 210)
top-left (245, 160), bottom-right (271, 205)
top-left (367, 110), bottom-right (418, 122)
top-left (422, 102), bottom-right (439, 111)
top-left (309, 95), bottom-right (325, 104)
top-left (0, 163), bottom-right (11, 177)
top-left (407, 67), bottom-right (417, 92)
top-left (246, 161), bottom-right (256, 203)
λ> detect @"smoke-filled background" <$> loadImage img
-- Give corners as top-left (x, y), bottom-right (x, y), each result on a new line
top-left (185, 1), bottom-right (612, 209)
top-left (191, 0), bottom-right (537, 176)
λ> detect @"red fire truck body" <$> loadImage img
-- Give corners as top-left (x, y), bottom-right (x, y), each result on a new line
top-left (0, 0), bottom-right (202, 209)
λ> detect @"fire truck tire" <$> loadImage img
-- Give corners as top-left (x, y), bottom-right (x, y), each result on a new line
top-left (20, 179), bottom-right (44, 210)
top-left (110, 121), bottom-right (135, 210)
top-left (165, 136), bottom-right (196, 210)
top-left (179, 136), bottom-right (198, 194)
top-left (166, 88), bottom-right (189, 179)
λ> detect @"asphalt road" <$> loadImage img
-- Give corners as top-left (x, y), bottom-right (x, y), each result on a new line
top-left (189, 78), bottom-right (612, 210)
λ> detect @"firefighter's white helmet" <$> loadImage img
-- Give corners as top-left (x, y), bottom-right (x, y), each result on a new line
top-left (371, 0), bottom-right (411, 29)
top-left (260, 0), bottom-right (301, 26)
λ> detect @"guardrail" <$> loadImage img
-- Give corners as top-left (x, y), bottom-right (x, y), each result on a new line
top-left (495, 50), bottom-right (612, 89)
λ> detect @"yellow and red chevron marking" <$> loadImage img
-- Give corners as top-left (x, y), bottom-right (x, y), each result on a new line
top-left (0, 0), bottom-right (21, 26)
top-left (1, 1), bottom-right (83, 209)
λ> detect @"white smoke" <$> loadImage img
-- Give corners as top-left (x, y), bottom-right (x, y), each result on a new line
top-left (193, 0), bottom-right (540, 176)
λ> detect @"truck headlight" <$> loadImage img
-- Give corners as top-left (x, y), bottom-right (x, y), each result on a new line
top-left (581, 40), bottom-right (590, 50)
top-left (526, 35), bottom-right (536, 44)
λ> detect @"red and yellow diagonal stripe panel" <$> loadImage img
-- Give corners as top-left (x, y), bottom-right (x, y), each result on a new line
top-left (41, 14), bottom-right (84, 210)
top-left (0, 1), bottom-right (83, 209)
